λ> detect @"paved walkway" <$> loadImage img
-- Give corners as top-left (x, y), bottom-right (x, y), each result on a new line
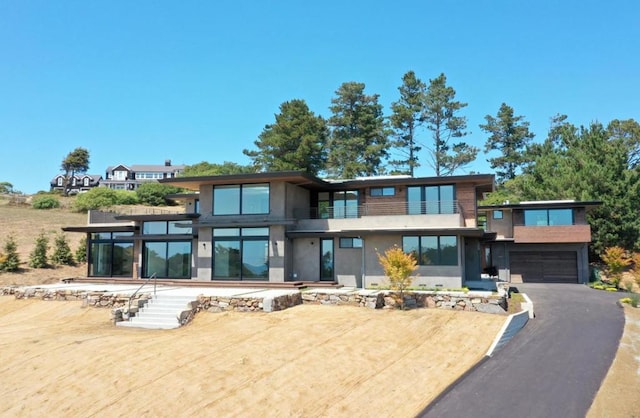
top-left (419, 284), bottom-right (624, 418)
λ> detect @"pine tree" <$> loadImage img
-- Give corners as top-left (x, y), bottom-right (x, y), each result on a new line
top-left (75, 236), bottom-right (87, 263)
top-left (480, 103), bottom-right (535, 183)
top-left (423, 73), bottom-right (477, 176)
top-left (29, 231), bottom-right (50, 269)
top-left (51, 233), bottom-right (75, 266)
top-left (243, 99), bottom-right (328, 175)
top-left (327, 82), bottom-right (389, 178)
top-left (389, 71), bottom-right (426, 176)
top-left (0, 234), bottom-right (21, 272)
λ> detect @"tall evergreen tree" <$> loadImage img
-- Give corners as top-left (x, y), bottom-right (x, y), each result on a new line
top-left (243, 99), bottom-right (328, 175)
top-left (389, 71), bottom-right (426, 176)
top-left (423, 73), bottom-right (477, 176)
top-left (61, 147), bottom-right (90, 196)
top-left (480, 103), bottom-right (535, 183)
top-left (327, 82), bottom-right (389, 178)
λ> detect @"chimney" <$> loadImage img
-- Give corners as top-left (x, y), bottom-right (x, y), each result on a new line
top-left (165, 159), bottom-right (171, 167)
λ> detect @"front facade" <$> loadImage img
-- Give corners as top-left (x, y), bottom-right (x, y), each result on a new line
top-left (63, 172), bottom-right (597, 287)
top-left (100, 160), bottom-right (185, 190)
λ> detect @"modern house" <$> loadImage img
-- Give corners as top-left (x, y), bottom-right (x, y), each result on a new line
top-left (100, 160), bottom-right (185, 190)
top-left (50, 174), bottom-right (103, 194)
top-left (62, 171), bottom-right (597, 287)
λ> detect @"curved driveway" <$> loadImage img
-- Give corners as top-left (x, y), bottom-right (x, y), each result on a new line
top-left (419, 284), bottom-right (624, 418)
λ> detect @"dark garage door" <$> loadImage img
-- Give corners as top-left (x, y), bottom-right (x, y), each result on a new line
top-left (510, 251), bottom-right (578, 283)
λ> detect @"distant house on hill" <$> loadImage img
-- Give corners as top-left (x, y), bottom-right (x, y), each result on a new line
top-left (100, 160), bottom-right (185, 190)
top-left (50, 174), bottom-right (102, 194)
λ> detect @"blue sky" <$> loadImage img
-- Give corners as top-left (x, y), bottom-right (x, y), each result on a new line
top-left (1, 0), bottom-right (639, 194)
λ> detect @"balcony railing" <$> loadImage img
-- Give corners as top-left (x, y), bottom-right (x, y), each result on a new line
top-left (294, 200), bottom-right (460, 219)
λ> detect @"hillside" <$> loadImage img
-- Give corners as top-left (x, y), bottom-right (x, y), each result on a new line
top-left (0, 197), bottom-right (89, 286)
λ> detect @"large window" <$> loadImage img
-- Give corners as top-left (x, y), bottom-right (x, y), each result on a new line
top-left (524, 209), bottom-right (573, 226)
top-left (143, 241), bottom-right (192, 278)
top-left (212, 227), bottom-right (269, 280)
top-left (88, 232), bottom-right (134, 277)
top-left (333, 190), bottom-right (359, 218)
top-left (402, 235), bottom-right (458, 266)
top-left (213, 183), bottom-right (269, 215)
top-left (407, 185), bottom-right (455, 215)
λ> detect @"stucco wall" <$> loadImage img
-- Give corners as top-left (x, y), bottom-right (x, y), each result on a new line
top-left (291, 237), bottom-right (320, 281)
top-left (361, 234), bottom-right (464, 289)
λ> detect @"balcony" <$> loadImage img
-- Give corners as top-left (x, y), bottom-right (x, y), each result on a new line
top-left (293, 200), bottom-right (465, 232)
top-left (295, 200), bottom-right (460, 219)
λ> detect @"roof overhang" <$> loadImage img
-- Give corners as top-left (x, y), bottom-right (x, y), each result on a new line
top-left (159, 171), bottom-right (331, 191)
top-left (62, 225), bottom-right (136, 233)
top-left (478, 200), bottom-right (603, 211)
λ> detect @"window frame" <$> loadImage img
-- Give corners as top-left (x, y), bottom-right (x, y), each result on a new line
top-left (402, 235), bottom-right (459, 266)
top-left (339, 237), bottom-right (363, 248)
top-left (523, 208), bottom-right (574, 226)
top-left (213, 183), bottom-right (270, 215)
top-left (370, 187), bottom-right (395, 197)
top-left (212, 227), bottom-right (269, 280)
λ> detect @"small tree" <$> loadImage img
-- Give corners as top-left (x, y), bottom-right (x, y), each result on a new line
top-left (377, 245), bottom-right (418, 309)
top-left (29, 231), bottom-right (50, 269)
top-left (51, 233), bottom-right (75, 266)
top-left (0, 234), bottom-right (21, 272)
top-left (75, 236), bottom-right (87, 263)
top-left (601, 246), bottom-right (630, 287)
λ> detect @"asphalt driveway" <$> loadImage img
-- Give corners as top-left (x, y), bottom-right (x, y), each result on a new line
top-left (419, 283), bottom-right (624, 418)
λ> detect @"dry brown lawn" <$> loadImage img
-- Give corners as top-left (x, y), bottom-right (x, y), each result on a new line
top-left (588, 305), bottom-right (640, 418)
top-left (0, 297), bottom-right (504, 417)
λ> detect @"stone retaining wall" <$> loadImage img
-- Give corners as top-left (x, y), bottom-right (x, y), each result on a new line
top-left (302, 290), bottom-right (507, 313)
top-left (1, 286), bottom-right (151, 309)
top-left (196, 293), bottom-right (302, 313)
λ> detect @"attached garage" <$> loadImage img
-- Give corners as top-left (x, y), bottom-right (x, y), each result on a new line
top-left (510, 251), bottom-right (578, 283)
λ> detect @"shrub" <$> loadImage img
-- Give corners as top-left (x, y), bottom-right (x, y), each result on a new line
top-left (32, 195), bottom-right (61, 209)
top-left (377, 245), bottom-right (418, 310)
top-left (0, 234), bottom-right (21, 272)
top-left (114, 190), bottom-right (139, 205)
top-left (600, 246), bottom-right (631, 287)
top-left (632, 294), bottom-right (640, 308)
top-left (75, 236), bottom-right (87, 263)
top-left (29, 231), bottom-right (50, 268)
top-left (136, 183), bottom-right (182, 206)
top-left (51, 233), bottom-right (75, 266)
top-left (74, 188), bottom-right (120, 212)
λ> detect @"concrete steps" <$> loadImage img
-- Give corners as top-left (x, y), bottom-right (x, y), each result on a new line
top-left (116, 294), bottom-right (197, 329)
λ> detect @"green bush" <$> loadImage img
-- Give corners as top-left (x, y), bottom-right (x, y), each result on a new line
top-left (0, 234), bottom-right (21, 272)
top-left (51, 233), bottom-right (75, 266)
top-left (29, 231), bottom-right (49, 268)
top-left (32, 195), bottom-right (61, 210)
top-left (74, 188), bottom-right (119, 212)
top-left (75, 236), bottom-right (87, 263)
top-left (114, 190), bottom-right (139, 205)
top-left (136, 183), bottom-right (182, 206)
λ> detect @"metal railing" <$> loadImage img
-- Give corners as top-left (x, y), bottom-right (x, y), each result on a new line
top-left (294, 200), bottom-right (460, 219)
top-left (127, 272), bottom-right (157, 317)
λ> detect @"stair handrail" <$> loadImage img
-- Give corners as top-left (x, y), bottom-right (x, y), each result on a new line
top-left (127, 272), bottom-right (158, 317)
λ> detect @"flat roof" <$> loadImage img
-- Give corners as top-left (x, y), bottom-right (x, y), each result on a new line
top-left (160, 170), bottom-right (495, 192)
